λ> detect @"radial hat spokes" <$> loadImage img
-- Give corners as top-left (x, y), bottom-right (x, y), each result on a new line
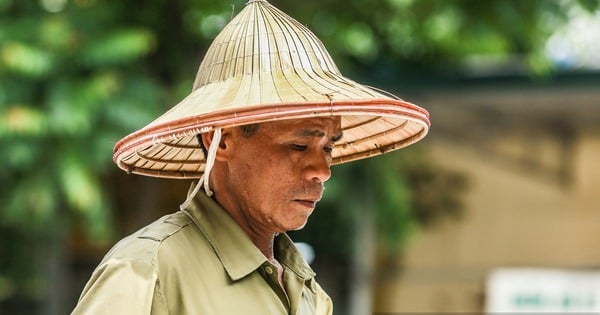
top-left (113, 0), bottom-right (430, 179)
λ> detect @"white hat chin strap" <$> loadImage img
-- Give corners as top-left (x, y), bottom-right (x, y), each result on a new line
top-left (180, 129), bottom-right (222, 210)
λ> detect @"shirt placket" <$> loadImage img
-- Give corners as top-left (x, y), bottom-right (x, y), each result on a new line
top-left (261, 262), bottom-right (291, 313)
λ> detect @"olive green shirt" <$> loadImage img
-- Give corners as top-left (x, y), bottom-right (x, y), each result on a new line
top-left (72, 192), bottom-right (332, 314)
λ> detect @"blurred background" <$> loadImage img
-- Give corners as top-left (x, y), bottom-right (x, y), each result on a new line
top-left (1, 0), bottom-right (599, 314)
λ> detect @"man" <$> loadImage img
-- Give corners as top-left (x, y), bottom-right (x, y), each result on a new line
top-left (73, 0), bottom-right (430, 314)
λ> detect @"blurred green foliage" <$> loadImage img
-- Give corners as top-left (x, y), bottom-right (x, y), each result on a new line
top-left (279, 0), bottom-right (598, 76)
top-left (0, 0), bottom-right (167, 306)
top-left (0, 0), bottom-right (597, 311)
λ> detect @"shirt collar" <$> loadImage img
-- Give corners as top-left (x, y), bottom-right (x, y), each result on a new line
top-left (275, 233), bottom-right (316, 280)
top-left (182, 189), bottom-right (316, 281)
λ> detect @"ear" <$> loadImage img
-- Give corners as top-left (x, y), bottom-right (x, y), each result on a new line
top-left (200, 129), bottom-right (233, 162)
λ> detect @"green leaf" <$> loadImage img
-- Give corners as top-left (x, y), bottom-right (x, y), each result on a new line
top-left (341, 23), bottom-right (379, 61)
top-left (0, 139), bottom-right (42, 171)
top-left (0, 41), bottom-right (55, 77)
top-left (103, 76), bottom-right (164, 129)
top-left (58, 156), bottom-right (102, 213)
top-left (82, 28), bottom-right (156, 66)
top-left (57, 154), bottom-right (113, 240)
top-left (39, 16), bottom-right (76, 51)
top-left (4, 174), bottom-right (57, 228)
top-left (47, 72), bottom-right (120, 135)
top-left (0, 105), bottom-right (47, 136)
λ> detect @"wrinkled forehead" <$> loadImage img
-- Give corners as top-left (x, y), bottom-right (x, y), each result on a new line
top-left (259, 117), bottom-right (343, 140)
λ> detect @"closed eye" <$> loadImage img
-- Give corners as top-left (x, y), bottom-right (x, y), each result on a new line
top-left (291, 144), bottom-right (307, 151)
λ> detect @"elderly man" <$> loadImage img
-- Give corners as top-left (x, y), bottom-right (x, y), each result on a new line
top-left (73, 0), bottom-right (429, 314)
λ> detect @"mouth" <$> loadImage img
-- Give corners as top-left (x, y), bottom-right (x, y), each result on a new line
top-left (294, 199), bottom-right (319, 209)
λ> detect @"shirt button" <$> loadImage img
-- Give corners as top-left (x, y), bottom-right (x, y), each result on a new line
top-left (265, 266), bottom-right (274, 275)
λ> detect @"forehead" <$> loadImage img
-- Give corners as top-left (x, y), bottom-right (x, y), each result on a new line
top-left (259, 117), bottom-right (342, 138)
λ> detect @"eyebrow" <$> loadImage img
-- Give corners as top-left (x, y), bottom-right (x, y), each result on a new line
top-left (298, 129), bottom-right (344, 142)
top-left (332, 132), bottom-right (344, 142)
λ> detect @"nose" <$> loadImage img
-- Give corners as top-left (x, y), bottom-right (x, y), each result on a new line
top-left (303, 151), bottom-right (332, 183)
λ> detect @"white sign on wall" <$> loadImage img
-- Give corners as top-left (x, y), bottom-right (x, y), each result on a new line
top-left (486, 268), bottom-right (600, 313)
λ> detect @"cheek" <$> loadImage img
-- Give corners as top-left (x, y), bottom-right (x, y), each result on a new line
top-left (236, 147), bottom-right (299, 197)
top-left (240, 155), bottom-right (280, 193)
top-left (255, 158), bottom-right (296, 201)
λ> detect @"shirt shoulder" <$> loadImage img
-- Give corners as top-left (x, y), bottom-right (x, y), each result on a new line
top-left (101, 211), bottom-right (194, 264)
top-left (138, 211), bottom-right (193, 242)
top-left (73, 212), bottom-right (196, 314)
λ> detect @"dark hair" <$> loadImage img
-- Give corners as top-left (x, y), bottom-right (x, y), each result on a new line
top-left (197, 124), bottom-right (259, 156)
top-left (239, 124), bottom-right (259, 137)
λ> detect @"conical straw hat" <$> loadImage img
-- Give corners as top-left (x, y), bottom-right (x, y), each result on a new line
top-left (113, 0), bottom-right (430, 179)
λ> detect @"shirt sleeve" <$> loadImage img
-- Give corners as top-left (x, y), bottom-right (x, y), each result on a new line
top-left (71, 258), bottom-right (168, 315)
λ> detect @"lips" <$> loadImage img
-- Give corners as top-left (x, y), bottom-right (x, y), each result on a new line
top-left (293, 185), bottom-right (323, 208)
top-left (293, 193), bottom-right (321, 208)
top-left (295, 199), bottom-right (318, 208)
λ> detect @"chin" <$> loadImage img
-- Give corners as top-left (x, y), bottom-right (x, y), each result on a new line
top-left (287, 220), bottom-right (309, 231)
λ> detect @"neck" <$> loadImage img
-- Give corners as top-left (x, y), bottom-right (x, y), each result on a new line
top-left (247, 230), bottom-right (279, 262)
top-left (229, 210), bottom-right (279, 261)
top-left (212, 193), bottom-right (279, 262)
top-left (209, 164), bottom-right (280, 262)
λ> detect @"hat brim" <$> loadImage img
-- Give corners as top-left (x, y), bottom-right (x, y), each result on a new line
top-left (114, 96), bottom-right (429, 179)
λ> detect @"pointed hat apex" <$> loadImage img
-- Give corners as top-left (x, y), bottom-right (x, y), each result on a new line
top-left (114, 0), bottom-right (430, 178)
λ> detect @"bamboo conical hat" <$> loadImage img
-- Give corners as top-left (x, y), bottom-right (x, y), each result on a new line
top-left (113, 0), bottom-right (430, 179)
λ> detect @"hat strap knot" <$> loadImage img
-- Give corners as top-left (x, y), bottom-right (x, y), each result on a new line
top-left (180, 128), bottom-right (222, 210)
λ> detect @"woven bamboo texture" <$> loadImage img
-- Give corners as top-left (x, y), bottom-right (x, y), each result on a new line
top-left (113, 0), bottom-right (430, 178)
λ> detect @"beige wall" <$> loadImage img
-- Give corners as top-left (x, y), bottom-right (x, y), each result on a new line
top-left (374, 87), bottom-right (600, 312)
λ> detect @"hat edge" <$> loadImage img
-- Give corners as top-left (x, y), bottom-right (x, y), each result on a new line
top-left (113, 99), bottom-right (430, 179)
top-left (113, 98), bottom-right (430, 157)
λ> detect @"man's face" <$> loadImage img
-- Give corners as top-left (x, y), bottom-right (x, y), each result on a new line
top-left (222, 117), bottom-right (343, 233)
